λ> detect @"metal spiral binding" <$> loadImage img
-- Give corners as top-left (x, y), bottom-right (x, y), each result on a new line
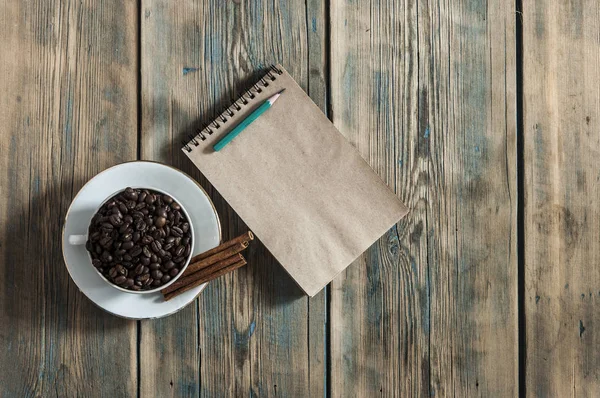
top-left (184, 65), bottom-right (282, 152)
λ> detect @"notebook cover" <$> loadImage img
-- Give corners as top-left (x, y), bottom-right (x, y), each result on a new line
top-left (184, 65), bottom-right (408, 296)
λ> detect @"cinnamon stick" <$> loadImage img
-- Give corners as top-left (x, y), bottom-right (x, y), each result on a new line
top-left (189, 231), bottom-right (254, 263)
top-left (183, 241), bottom-right (248, 277)
top-left (163, 256), bottom-right (247, 301)
top-left (162, 253), bottom-right (244, 295)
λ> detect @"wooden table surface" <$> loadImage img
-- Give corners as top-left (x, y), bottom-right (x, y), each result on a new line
top-left (1, 1), bottom-right (598, 396)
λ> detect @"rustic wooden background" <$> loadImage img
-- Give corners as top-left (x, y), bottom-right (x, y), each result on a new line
top-left (0, 0), bottom-right (597, 396)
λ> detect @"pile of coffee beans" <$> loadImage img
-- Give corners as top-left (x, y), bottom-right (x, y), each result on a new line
top-left (86, 188), bottom-right (192, 291)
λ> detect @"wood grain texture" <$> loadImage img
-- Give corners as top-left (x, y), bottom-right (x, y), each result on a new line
top-left (330, 0), bottom-right (517, 396)
top-left (523, 1), bottom-right (600, 396)
top-left (140, 1), bottom-right (326, 396)
top-left (0, 0), bottom-right (138, 396)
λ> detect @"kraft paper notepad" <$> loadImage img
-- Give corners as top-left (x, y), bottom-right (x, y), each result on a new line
top-left (183, 65), bottom-right (408, 296)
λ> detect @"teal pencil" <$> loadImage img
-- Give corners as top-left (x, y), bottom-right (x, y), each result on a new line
top-left (213, 89), bottom-right (285, 152)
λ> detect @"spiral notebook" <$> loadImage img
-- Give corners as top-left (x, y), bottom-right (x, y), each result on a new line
top-left (183, 65), bottom-right (408, 296)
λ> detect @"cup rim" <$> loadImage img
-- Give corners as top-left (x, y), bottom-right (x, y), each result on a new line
top-left (85, 186), bottom-right (195, 294)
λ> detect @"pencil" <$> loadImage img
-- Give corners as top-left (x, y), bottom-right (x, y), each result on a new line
top-left (213, 89), bottom-right (285, 152)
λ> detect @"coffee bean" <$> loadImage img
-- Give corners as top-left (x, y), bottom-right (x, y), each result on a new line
top-left (156, 209), bottom-right (167, 218)
top-left (124, 187), bottom-right (138, 200)
top-left (174, 237), bottom-right (182, 246)
top-left (118, 203), bottom-right (128, 214)
top-left (149, 263), bottom-right (161, 271)
top-left (126, 200), bottom-right (136, 210)
top-left (150, 254), bottom-right (158, 263)
top-left (164, 226), bottom-right (170, 236)
top-left (181, 223), bottom-right (189, 233)
top-left (162, 242), bottom-right (174, 252)
top-left (143, 278), bottom-right (153, 287)
top-left (169, 268), bottom-right (179, 277)
top-left (173, 256), bottom-right (185, 263)
top-left (114, 275), bottom-right (127, 285)
top-left (142, 246), bottom-right (152, 258)
top-left (141, 208), bottom-right (149, 216)
top-left (171, 226), bottom-right (183, 237)
top-left (136, 274), bottom-right (150, 282)
top-left (158, 249), bottom-right (168, 258)
top-left (134, 264), bottom-right (145, 275)
top-left (140, 257), bottom-right (150, 266)
top-left (99, 236), bottom-right (111, 247)
top-left (184, 244), bottom-right (191, 258)
top-left (151, 279), bottom-right (162, 287)
top-left (118, 224), bottom-right (130, 234)
top-left (95, 245), bottom-right (102, 254)
top-left (109, 214), bottom-right (122, 226)
top-left (154, 217), bottom-right (166, 228)
top-left (143, 266), bottom-right (150, 274)
top-left (92, 259), bottom-right (103, 268)
top-left (152, 230), bottom-right (162, 240)
top-left (122, 262), bottom-right (133, 269)
top-left (164, 260), bottom-right (175, 270)
top-left (108, 267), bottom-right (118, 278)
top-left (136, 220), bottom-right (147, 231)
top-left (151, 270), bottom-right (163, 280)
top-left (101, 251), bottom-right (113, 263)
top-left (171, 202), bottom-right (181, 211)
top-left (132, 231), bottom-right (141, 242)
top-left (101, 222), bottom-right (114, 230)
top-left (151, 241), bottom-right (162, 253)
top-left (174, 245), bottom-right (185, 257)
top-left (168, 212), bottom-right (175, 221)
top-left (137, 191), bottom-right (147, 203)
top-left (161, 275), bottom-right (171, 284)
top-left (165, 236), bottom-right (175, 244)
top-left (132, 211), bottom-right (144, 219)
top-left (122, 233), bottom-right (132, 242)
top-left (90, 231), bottom-right (101, 241)
top-left (135, 202), bottom-right (146, 211)
top-left (122, 241), bottom-right (134, 250)
top-left (106, 200), bottom-right (116, 209)
top-left (129, 246), bottom-right (142, 257)
top-left (131, 285), bottom-right (141, 291)
top-left (145, 194), bottom-right (156, 205)
top-left (162, 195), bottom-right (173, 204)
top-left (124, 215), bottom-right (133, 224)
top-left (123, 254), bottom-right (132, 261)
top-left (141, 235), bottom-right (153, 245)
top-left (174, 212), bottom-right (181, 225)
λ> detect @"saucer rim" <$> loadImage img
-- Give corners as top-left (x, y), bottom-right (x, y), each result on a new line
top-left (61, 160), bottom-right (222, 320)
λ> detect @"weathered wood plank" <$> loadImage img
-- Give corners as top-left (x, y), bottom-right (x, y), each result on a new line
top-left (330, 0), bottom-right (517, 396)
top-left (0, 0), bottom-right (138, 396)
top-left (140, 1), bottom-right (326, 396)
top-left (524, 1), bottom-right (600, 396)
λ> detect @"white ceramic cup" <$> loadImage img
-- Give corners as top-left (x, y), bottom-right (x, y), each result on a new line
top-left (68, 186), bottom-right (195, 294)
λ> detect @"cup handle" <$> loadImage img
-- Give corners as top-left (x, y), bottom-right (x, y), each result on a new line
top-left (68, 234), bottom-right (88, 245)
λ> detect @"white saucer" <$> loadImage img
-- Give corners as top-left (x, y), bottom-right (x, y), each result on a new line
top-left (62, 161), bottom-right (221, 319)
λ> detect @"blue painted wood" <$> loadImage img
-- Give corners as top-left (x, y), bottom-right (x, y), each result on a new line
top-left (0, 0), bottom-right (138, 395)
top-left (329, 0), bottom-right (518, 396)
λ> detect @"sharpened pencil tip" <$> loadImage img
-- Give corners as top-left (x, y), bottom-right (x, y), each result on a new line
top-left (268, 89), bottom-right (285, 105)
